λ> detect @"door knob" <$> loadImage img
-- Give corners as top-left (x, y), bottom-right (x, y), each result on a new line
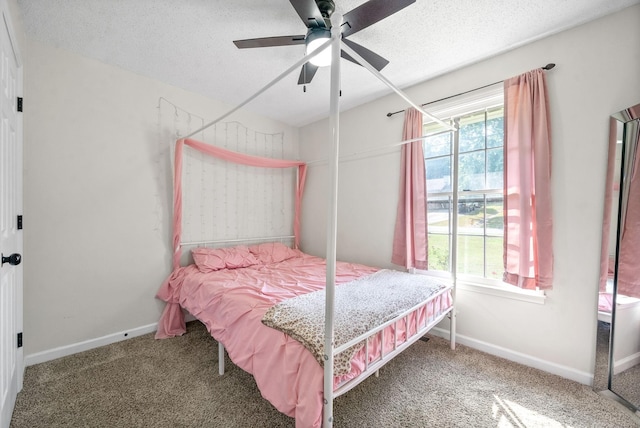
top-left (1, 253), bottom-right (21, 266)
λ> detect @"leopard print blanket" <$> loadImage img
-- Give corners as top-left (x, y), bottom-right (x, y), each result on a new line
top-left (261, 269), bottom-right (447, 376)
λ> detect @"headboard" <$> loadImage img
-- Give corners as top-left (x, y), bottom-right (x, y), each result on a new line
top-left (158, 98), bottom-right (305, 268)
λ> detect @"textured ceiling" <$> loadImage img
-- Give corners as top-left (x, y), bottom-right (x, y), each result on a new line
top-left (17, 0), bottom-right (639, 127)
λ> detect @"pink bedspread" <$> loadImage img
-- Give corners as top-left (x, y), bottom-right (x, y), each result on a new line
top-left (156, 252), bottom-right (450, 427)
top-left (599, 292), bottom-right (614, 313)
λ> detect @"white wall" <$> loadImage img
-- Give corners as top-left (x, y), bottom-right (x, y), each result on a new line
top-left (22, 39), bottom-right (299, 356)
top-left (299, 5), bottom-right (640, 382)
top-left (5, 0), bottom-right (24, 53)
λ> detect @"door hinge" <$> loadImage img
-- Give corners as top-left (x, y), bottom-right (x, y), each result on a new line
top-left (17, 215), bottom-right (22, 230)
top-left (17, 97), bottom-right (22, 112)
top-left (17, 332), bottom-right (22, 348)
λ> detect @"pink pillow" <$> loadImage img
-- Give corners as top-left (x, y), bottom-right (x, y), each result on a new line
top-left (249, 242), bottom-right (298, 264)
top-left (192, 245), bottom-right (259, 272)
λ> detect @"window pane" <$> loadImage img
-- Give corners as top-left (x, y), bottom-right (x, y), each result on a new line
top-left (485, 196), bottom-right (504, 236)
top-left (458, 195), bottom-right (484, 236)
top-left (424, 132), bottom-right (451, 157)
top-left (486, 107), bottom-right (504, 149)
top-left (427, 195), bottom-right (451, 272)
top-left (427, 196), bottom-right (451, 235)
top-left (459, 112), bottom-right (485, 153)
top-left (428, 234), bottom-right (450, 271)
top-left (426, 156), bottom-right (451, 193)
top-left (458, 151), bottom-right (485, 191)
top-left (486, 236), bottom-right (503, 280)
top-left (486, 147), bottom-right (503, 190)
top-left (457, 235), bottom-right (484, 276)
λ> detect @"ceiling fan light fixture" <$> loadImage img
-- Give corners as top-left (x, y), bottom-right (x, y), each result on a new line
top-left (306, 29), bottom-right (332, 67)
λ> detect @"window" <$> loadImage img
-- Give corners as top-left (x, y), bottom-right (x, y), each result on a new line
top-left (423, 89), bottom-right (505, 283)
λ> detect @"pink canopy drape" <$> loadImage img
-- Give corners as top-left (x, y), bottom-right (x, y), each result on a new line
top-left (392, 108), bottom-right (428, 270)
top-left (171, 138), bottom-right (307, 270)
top-left (503, 69), bottom-right (553, 290)
top-left (156, 138), bottom-right (307, 338)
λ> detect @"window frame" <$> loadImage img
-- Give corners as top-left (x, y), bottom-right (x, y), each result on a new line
top-left (415, 84), bottom-right (546, 304)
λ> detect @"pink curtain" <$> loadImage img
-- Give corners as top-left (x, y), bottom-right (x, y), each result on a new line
top-left (599, 118), bottom-right (619, 291)
top-left (617, 126), bottom-right (640, 298)
top-left (156, 138), bottom-right (307, 338)
top-left (503, 69), bottom-right (553, 290)
top-left (392, 108), bottom-right (428, 269)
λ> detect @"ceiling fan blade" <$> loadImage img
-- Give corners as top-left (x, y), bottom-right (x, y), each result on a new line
top-left (298, 62), bottom-right (319, 85)
top-left (289, 0), bottom-right (327, 28)
top-left (341, 39), bottom-right (389, 71)
top-left (233, 35), bottom-right (306, 49)
top-left (342, 0), bottom-right (415, 38)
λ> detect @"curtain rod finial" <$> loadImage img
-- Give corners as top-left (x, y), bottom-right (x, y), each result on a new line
top-left (543, 63), bottom-right (556, 70)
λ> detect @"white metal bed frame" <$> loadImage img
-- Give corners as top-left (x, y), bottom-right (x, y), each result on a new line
top-left (176, 13), bottom-right (457, 427)
top-left (179, 235), bottom-right (453, 387)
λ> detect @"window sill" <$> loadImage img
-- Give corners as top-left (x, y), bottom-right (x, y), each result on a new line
top-left (410, 269), bottom-right (546, 304)
top-left (457, 279), bottom-right (546, 305)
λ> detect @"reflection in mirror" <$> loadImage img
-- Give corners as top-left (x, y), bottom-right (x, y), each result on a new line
top-left (594, 103), bottom-right (640, 412)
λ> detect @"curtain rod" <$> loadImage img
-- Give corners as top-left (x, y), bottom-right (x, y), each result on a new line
top-left (385, 63), bottom-right (556, 118)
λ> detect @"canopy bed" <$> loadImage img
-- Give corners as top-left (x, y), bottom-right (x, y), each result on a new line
top-left (155, 11), bottom-right (456, 428)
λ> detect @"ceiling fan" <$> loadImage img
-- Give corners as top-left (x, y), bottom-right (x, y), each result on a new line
top-left (233, 0), bottom-right (416, 85)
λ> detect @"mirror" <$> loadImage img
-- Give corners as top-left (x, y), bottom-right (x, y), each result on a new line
top-left (594, 102), bottom-right (640, 411)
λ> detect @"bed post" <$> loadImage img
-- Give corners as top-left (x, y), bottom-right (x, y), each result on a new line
top-left (180, 41), bottom-right (332, 140)
top-left (449, 118), bottom-right (460, 350)
top-left (339, 44), bottom-right (455, 132)
top-left (218, 341), bottom-right (225, 375)
top-left (323, 13), bottom-right (343, 428)
top-left (450, 285), bottom-right (457, 350)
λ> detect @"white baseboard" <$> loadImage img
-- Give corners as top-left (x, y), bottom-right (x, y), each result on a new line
top-left (430, 327), bottom-right (594, 386)
top-left (25, 323), bottom-right (158, 367)
top-left (614, 351), bottom-right (640, 375)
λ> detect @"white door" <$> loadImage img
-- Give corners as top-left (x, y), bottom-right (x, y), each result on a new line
top-left (0, 4), bottom-right (22, 427)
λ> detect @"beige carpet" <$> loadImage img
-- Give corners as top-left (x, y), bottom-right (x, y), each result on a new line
top-left (11, 321), bottom-right (640, 427)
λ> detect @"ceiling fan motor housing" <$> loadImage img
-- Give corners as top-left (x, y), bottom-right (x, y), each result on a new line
top-left (316, 0), bottom-right (335, 19)
top-left (306, 27), bottom-right (331, 42)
